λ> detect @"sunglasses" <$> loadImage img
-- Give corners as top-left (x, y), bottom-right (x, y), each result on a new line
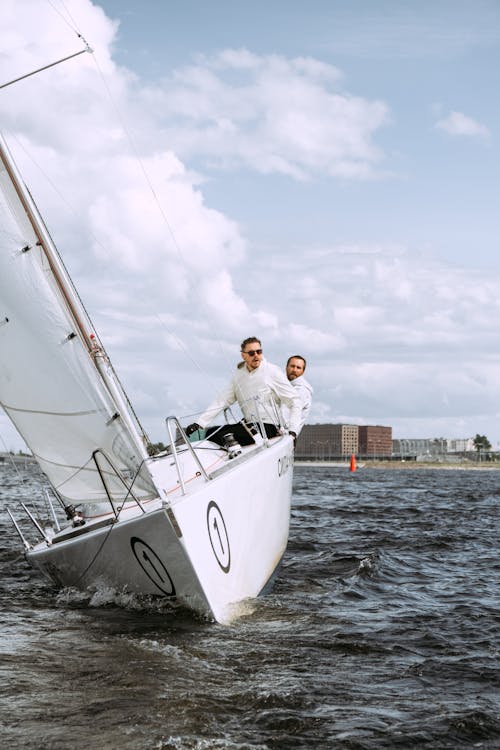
top-left (243, 349), bottom-right (262, 356)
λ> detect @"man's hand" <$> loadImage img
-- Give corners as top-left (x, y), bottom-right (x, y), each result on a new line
top-left (185, 422), bottom-right (202, 437)
top-left (289, 431), bottom-right (297, 446)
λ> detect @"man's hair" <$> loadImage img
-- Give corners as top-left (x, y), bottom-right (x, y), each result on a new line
top-left (241, 336), bottom-right (261, 351)
top-left (287, 355), bottom-right (306, 369)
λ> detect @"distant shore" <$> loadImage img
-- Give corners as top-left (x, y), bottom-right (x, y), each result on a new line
top-left (294, 459), bottom-right (500, 471)
top-left (1, 453), bottom-right (497, 472)
top-left (0, 452), bottom-right (36, 465)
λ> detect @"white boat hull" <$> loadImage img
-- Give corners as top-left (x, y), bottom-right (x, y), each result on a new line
top-left (27, 435), bottom-right (294, 623)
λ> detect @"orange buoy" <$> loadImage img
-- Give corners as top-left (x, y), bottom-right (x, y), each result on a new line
top-left (350, 454), bottom-right (357, 473)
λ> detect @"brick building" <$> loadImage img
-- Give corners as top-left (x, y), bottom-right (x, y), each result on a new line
top-left (358, 425), bottom-right (392, 457)
top-left (295, 423), bottom-right (359, 460)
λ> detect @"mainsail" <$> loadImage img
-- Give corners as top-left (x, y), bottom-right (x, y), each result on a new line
top-left (0, 134), bottom-right (155, 506)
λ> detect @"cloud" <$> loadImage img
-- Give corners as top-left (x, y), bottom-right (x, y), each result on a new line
top-left (1, 3), bottom-right (249, 314)
top-left (1, 0), bottom-right (500, 452)
top-left (241, 241), bottom-right (500, 441)
top-left (146, 48), bottom-right (390, 180)
top-left (435, 110), bottom-right (490, 139)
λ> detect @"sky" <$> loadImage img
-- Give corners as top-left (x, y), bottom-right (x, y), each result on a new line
top-left (1, 0), bottom-right (500, 452)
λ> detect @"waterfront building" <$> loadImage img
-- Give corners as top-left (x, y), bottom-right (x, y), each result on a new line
top-left (296, 426), bottom-right (475, 462)
top-left (295, 423), bottom-right (359, 460)
top-left (358, 425), bottom-right (392, 457)
top-left (447, 438), bottom-right (475, 453)
top-left (392, 437), bottom-right (474, 458)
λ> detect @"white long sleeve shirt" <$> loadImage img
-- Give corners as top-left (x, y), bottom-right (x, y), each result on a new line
top-left (290, 374), bottom-right (313, 435)
top-left (198, 359), bottom-right (302, 435)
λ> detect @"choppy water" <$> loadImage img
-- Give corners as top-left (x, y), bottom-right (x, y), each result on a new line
top-left (0, 461), bottom-right (499, 749)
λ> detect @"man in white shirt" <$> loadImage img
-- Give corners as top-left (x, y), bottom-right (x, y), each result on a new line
top-left (186, 337), bottom-right (301, 446)
top-left (285, 355), bottom-right (313, 435)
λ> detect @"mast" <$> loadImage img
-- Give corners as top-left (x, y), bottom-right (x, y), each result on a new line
top-left (0, 132), bottom-right (149, 459)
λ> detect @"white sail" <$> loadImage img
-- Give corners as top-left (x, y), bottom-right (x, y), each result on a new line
top-left (0, 135), bottom-right (155, 506)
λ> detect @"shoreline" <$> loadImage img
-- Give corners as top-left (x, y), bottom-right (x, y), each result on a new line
top-left (1, 454), bottom-right (497, 472)
top-left (294, 459), bottom-right (500, 471)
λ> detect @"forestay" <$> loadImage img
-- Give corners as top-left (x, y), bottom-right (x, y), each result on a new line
top-left (0, 136), bottom-right (155, 506)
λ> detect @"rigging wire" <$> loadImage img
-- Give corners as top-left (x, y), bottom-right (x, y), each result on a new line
top-left (86, 51), bottom-right (239, 379)
top-left (5, 128), bottom-right (227, 404)
top-left (43, 0), bottom-right (238, 375)
top-left (46, 0), bottom-right (83, 35)
top-left (3, 134), bottom-right (108, 257)
top-left (49, 0), bottom-right (209, 307)
top-left (47, 5), bottom-right (206, 300)
top-left (5, 2), bottom-right (245, 440)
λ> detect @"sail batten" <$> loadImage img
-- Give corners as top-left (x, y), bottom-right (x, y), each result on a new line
top-left (0, 134), bottom-right (156, 505)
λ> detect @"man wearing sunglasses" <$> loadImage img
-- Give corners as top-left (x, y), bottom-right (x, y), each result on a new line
top-left (186, 336), bottom-right (301, 447)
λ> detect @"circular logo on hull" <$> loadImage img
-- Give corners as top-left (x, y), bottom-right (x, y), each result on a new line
top-left (130, 536), bottom-right (176, 596)
top-left (207, 501), bottom-right (230, 573)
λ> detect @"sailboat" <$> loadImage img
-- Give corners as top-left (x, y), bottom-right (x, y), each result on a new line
top-left (0, 132), bottom-right (294, 623)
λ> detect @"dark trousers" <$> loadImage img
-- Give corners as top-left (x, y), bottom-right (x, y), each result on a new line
top-left (205, 422), bottom-right (279, 447)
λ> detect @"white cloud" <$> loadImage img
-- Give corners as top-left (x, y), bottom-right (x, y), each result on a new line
top-left (1, 2), bottom-right (249, 313)
top-left (285, 323), bottom-right (345, 353)
top-left (147, 48), bottom-right (390, 180)
top-left (247, 242), bottom-right (500, 440)
top-left (435, 110), bottom-right (490, 139)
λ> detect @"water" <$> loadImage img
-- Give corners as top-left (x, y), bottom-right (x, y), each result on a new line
top-left (1, 462), bottom-right (499, 749)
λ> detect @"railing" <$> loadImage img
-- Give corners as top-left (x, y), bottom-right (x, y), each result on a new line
top-left (165, 416), bottom-right (211, 495)
top-left (6, 450), bottom-right (155, 551)
top-left (163, 397), bottom-right (289, 495)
